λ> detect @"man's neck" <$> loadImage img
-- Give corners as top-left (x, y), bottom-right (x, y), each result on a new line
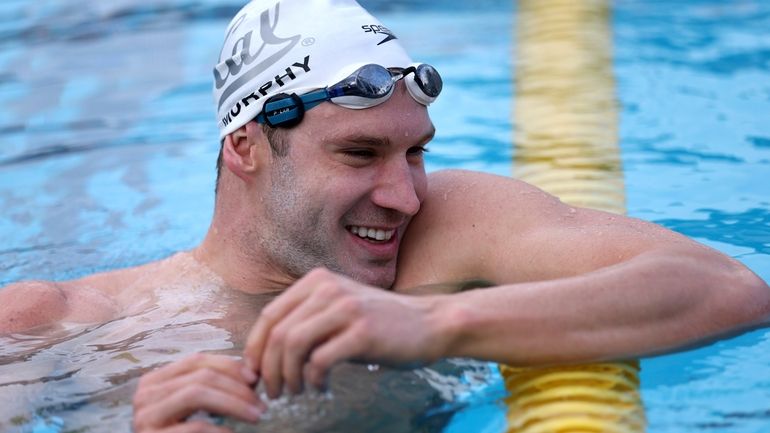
top-left (192, 224), bottom-right (296, 295)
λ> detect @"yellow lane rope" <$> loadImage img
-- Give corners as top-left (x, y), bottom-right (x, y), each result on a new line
top-left (513, 0), bottom-right (625, 215)
top-left (504, 0), bottom-right (645, 431)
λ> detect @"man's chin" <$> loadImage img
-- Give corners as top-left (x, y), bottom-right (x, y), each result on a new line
top-left (348, 265), bottom-right (397, 289)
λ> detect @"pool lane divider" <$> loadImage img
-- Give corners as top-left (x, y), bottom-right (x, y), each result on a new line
top-left (504, 0), bottom-right (646, 431)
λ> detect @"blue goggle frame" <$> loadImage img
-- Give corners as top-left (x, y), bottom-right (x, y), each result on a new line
top-left (255, 63), bottom-right (442, 128)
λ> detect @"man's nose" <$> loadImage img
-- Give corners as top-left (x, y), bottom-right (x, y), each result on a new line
top-left (371, 160), bottom-right (421, 216)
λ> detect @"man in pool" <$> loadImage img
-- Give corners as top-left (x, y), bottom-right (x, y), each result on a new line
top-left (2, 0), bottom-right (769, 430)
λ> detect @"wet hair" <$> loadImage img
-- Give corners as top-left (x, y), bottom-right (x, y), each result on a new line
top-left (214, 123), bottom-right (289, 194)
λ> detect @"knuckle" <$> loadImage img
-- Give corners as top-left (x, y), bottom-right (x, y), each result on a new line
top-left (316, 282), bottom-right (340, 298)
top-left (132, 387), bottom-right (148, 406)
top-left (337, 296), bottom-right (362, 315)
top-left (260, 304), bottom-right (279, 323)
top-left (284, 329), bottom-right (304, 350)
top-left (193, 367), bottom-right (218, 383)
top-left (309, 351), bottom-right (330, 374)
top-left (268, 326), bottom-right (287, 345)
top-left (188, 352), bottom-right (209, 366)
top-left (307, 267), bottom-right (330, 279)
top-left (350, 324), bottom-right (371, 352)
top-left (355, 315), bottom-right (372, 330)
top-left (135, 373), bottom-right (152, 390)
top-left (179, 383), bottom-right (207, 402)
top-left (132, 382), bottom-right (164, 410)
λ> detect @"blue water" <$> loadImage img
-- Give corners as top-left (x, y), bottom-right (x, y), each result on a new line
top-left (1, 0), bottom-right (769, 432)
top-left (614, 2), bottom-right (770, 431)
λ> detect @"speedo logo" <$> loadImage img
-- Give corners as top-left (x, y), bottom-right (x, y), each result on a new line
top-left (220, 55), bottom-right (311, 127)
top-left (214, 2), bottom-right (301, 109)
top-left (362, 24), bottom-right (397, 45)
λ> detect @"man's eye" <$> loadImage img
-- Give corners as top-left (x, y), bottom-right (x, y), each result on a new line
top-left (407, 146), bottom-right (429, 156)
top-left (344, 149), bottom-right (376, 158)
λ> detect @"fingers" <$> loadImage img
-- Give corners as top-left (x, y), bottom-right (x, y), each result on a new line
top-left (262, 297), bottom-right (355, 397)
top-left (133, 354), bottom-right (264, 432)
top-left (244, 269), bottom-right (326, 371)
top-left (135, 381), bottom-right (262, 428)
top-left (305, 325), bottom-right (369, 390)
top-left (140, 353), bottom-right (256, 388)
top-left (163, 367), bottom-right (260, 409)
top-left (259, 292), bottom-right (331, 397)
top-left (154, 421), bottom-right (232, 433)
top-left (243, 268), bottom-right (419, 400)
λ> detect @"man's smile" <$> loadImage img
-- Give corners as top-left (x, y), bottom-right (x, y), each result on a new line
top-left (345, 224), bottom-right (401, 260)
top-left (347, 225), bottom-right (396, 242)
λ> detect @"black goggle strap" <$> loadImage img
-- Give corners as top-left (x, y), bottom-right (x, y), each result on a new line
top-left (255, 90), bottom-right (329, 128)
top-left (401, 64), bottom-right (441, 98)
top-left (400, 65), bottom-right (417, 77)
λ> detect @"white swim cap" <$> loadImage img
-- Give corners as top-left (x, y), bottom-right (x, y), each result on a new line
top-left (213, 0), bottom-right (413, 139)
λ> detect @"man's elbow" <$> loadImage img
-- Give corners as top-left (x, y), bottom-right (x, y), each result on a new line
top-left (721, 265), bottom-right (770, 330)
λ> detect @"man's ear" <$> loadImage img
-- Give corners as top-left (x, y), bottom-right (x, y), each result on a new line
top-left (222, 121), bottom-right (265, 182)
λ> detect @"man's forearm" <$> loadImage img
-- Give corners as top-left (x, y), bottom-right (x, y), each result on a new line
top-left (435, 247), bottom-right (770, 366)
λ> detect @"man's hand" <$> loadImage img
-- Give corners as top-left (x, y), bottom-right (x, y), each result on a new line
top-left (243, 268), bottom-right (453, 399)
top-left (132, 353), bottom-right (265, 433)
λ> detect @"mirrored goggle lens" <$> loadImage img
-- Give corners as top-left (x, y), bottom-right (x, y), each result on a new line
top-left (414, 64), bottom-right (442, 98)
top-left (355, 64), bottom-right (397, 97)
top-left (329, 64), bottom-right (395, 99)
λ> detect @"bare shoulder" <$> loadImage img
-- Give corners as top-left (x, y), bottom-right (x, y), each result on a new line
top-left (401, 170), bottom-right (559, 251)
top-left (0, 274), bottom-right (130, 334)
top-left (396, 169), bottom-right (557, 288)
top-left (395, 169), bottom-right (700, 290)
top-left (0, 252), bottom-right (194, 334)
top-left (421, 169), bottom-right (562, 215)
top-left (0, 281), bottom-right (71, 333)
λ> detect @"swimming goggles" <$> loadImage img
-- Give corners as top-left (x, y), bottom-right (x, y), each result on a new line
top-left (255, 63), bottom-right (442, 128)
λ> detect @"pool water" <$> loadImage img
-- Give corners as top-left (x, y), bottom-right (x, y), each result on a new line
top-left (1, 0), bottom-right (769, 432)
top-left (614, 2), bottom-right (770, 431)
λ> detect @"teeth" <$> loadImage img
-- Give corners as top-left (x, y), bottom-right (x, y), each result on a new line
top-left (349, 226), bottom-right (395, 241)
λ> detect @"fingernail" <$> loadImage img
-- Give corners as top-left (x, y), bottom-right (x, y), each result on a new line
top-left (241, 366), bottom-right (257, 384)
top-left (255, 398), bottom-right (268, 412)
top-left (248, 405), bottom-right (263, 421)
top-left (267, 388), bottom-right (281, 400)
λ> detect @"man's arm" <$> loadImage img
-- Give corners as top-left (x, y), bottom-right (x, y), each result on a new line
top-left (395, 169), bottom-right (770, 365)
top-left (241, 169), bottom-right (769, 396)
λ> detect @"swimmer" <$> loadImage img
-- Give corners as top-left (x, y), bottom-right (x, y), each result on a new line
top-left (1, 0), bottom-right (768, 431)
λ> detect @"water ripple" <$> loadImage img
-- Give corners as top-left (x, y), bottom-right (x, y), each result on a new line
top-left (0, 2), bottom-right (240, 48)
top-left (655, 208), bottom-right (770, 255)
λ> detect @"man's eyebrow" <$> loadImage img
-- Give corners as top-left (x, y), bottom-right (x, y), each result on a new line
top-left (338, 125), bottom-right (436, 147)
top-left (340, 135), bottom-right (392, 147)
